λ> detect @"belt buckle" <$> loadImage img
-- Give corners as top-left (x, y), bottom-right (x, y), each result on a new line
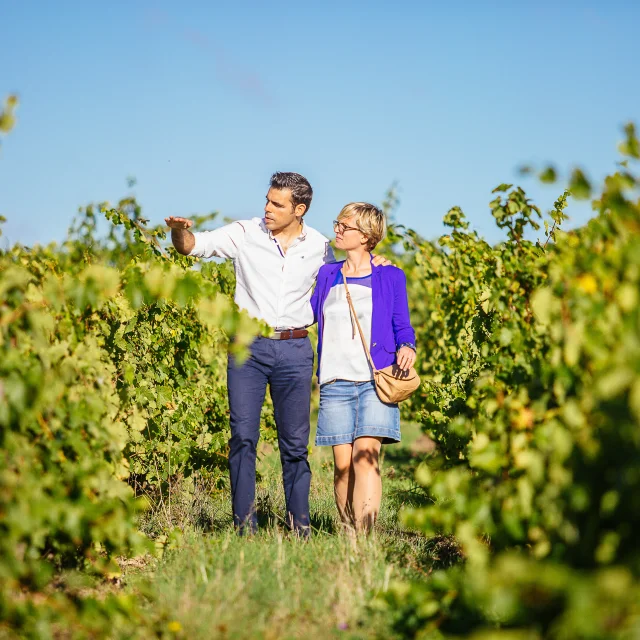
top-left (273, 328), bottom-right (297, 339)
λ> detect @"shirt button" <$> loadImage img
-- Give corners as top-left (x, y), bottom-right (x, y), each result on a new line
top-left (372, 342), bottom-right (377, 347)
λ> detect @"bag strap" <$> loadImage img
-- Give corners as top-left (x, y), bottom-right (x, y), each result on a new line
top-left (341, 268), bottom-right (378, 373)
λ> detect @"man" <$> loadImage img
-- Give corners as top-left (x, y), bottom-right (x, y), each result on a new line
top-left (166, 172), bottom-right (388, 536)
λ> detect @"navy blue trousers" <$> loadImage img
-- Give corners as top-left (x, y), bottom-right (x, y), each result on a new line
top-left (227, 336), bottom-right (314, 535)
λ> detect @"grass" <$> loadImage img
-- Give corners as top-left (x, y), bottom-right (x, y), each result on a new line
top-left (114, 421), bottom-right (451, 639)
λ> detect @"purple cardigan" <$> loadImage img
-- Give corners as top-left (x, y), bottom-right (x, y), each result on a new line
top-left (310, 259), bottom-right (416, 380)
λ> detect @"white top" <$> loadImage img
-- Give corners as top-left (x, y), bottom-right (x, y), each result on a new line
top-left (319, 273), bottom-right (374, 385)
top-left (189, 217), bottom-right (335, 329)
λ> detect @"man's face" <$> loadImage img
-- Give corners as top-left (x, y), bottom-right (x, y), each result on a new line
top-left (264, 188), bottom-right (302, 232)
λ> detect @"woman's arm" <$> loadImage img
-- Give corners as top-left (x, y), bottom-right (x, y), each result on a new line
top-left (391, 269), bottom-right (417, 369)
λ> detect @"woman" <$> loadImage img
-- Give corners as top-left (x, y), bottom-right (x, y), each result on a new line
top-left (311, 202), bottom-right (417, 533)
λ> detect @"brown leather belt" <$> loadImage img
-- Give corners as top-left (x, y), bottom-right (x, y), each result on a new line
top-left (266, 329), bottom-right (309, 340)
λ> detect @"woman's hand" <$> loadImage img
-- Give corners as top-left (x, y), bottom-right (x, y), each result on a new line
top-left (396, 346), bottom-right (416, 371)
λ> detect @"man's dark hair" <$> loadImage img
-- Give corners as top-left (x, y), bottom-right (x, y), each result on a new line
top-left (269, 172), bottom-right (313, 215)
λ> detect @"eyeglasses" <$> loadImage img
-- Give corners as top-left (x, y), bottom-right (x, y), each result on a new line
top-left (333, 220), bottom-right (360, 234)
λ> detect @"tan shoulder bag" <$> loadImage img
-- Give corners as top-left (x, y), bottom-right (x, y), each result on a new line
top-left (342, 270), bottom-right (420, 404)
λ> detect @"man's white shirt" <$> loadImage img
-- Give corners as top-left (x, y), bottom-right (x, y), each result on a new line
top-left (190, 217), bottom-right (335, 329)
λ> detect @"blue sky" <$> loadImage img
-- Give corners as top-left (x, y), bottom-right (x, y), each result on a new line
top-left (1, 0), bottom-right (639, 248)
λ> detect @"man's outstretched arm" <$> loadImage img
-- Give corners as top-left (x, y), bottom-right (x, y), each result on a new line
top-left (165, 216), bottom-right (195, 255)
top-left (165, 216), bottom-right (247, 259)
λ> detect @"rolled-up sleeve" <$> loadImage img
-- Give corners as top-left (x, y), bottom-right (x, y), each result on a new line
top-left (189, 221), bottom-right (248, 259)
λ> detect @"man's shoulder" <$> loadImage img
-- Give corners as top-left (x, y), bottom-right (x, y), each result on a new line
top-left (225, 217), bottom-right (272, 240)
top-left (246, 217), bottom-right (266, 232)
top-left (302, 223), bottom-right (331, 246)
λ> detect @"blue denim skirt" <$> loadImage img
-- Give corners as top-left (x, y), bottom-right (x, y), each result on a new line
top-left (315, 379), bottom-right (401, 446)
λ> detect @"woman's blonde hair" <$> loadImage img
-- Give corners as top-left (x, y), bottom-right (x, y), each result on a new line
top-left (337, 202), bottom-right (387, 251)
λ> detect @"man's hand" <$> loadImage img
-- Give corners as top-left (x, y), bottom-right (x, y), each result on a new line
top-left (371, 254), bottom-right (394, 267)
top-left (165, 216), bottom-right (194, 230)
top-left (396, 346), bottom-right (416, 371)
top-left (165, 216), bottom-right (195, 255)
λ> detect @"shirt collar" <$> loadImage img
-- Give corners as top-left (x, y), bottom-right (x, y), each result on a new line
top-left (266, 219), bottom-right (307, 242)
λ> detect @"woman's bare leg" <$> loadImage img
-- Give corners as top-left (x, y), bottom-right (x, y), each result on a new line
top-left (351, 436), bottom-right (383, 534)
top-left (332, 443), bottom-right (355, 528)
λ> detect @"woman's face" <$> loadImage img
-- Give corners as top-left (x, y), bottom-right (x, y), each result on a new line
top-left (334, 215), bottom-right (367, 251)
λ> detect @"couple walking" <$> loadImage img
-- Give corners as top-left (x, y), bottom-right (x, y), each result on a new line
top-left (166, 172), bottom-right (416, 537)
